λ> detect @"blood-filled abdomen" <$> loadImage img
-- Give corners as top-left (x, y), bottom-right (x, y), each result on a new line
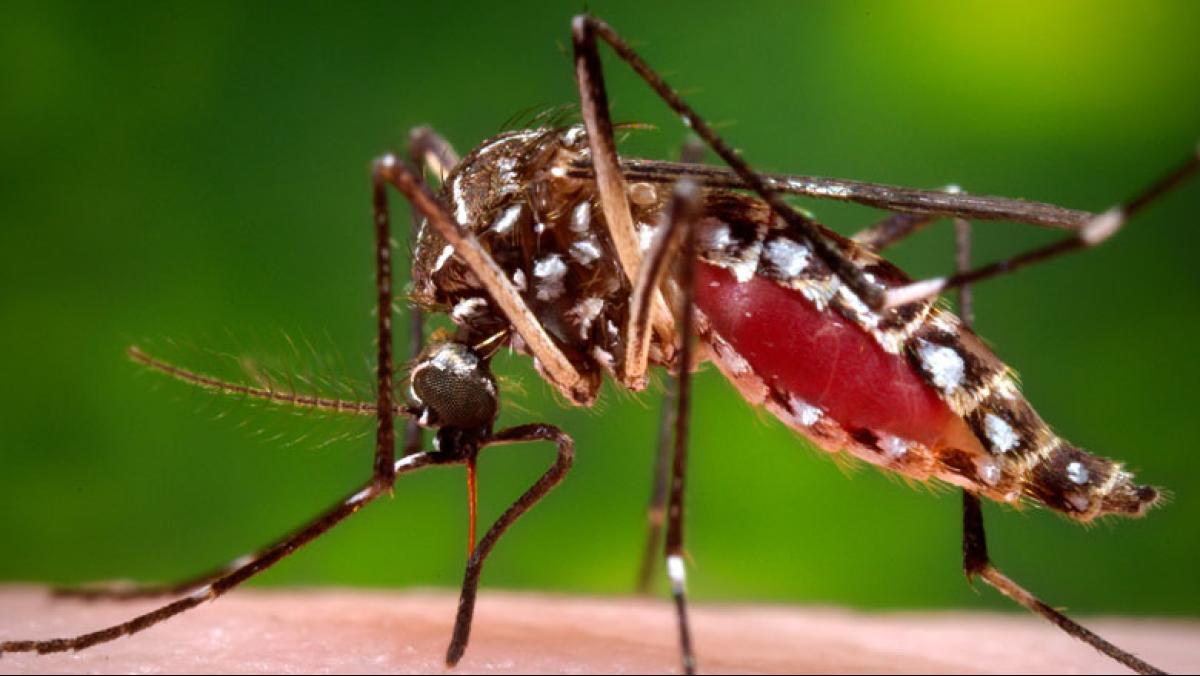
top-left (694, 261), bottom-right (965, 451)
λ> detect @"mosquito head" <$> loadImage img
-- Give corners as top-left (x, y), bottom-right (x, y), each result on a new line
top-left (408, 342), bottom-right (499, 436)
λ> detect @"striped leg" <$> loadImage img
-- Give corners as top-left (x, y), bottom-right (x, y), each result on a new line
top-left (949, 220), bottom-right (1163, 675)
top-left (885, 150), bottom-right (1199, 307)
top-left (662, 183), bottom-right (703, 675)
top-left (48, 144), bottom-right (409, 603)
top-left (1, 453), bottom-right (434, 655)
top-left (637, 139), bottom-right (704, 596)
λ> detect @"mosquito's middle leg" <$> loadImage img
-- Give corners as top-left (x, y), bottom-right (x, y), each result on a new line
top-left (618, 180), bottom-right (705, 672)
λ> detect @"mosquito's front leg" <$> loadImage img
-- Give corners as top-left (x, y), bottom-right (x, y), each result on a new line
top-left (444, 423), bottom-right (575, 667)
top-left (0, 453), bottom-right (435, 655)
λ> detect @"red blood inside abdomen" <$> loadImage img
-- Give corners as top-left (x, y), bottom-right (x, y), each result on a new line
top-left (694, 262), bottom-right (957, 448)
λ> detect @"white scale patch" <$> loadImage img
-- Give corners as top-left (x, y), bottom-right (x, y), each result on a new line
top-left (712, 337), bottom-right (753, 376)
top-left (666, 554), bottom-right (687, 594)
top-left (189, 584), bottom-right (214, 601)
top-left (1067, 492), bottom-right (1092, 512)
top-left (1066, 461), bottom-right (1090, 485)
top-left (915, 339), bottom-right (965, 393)
top-left (490, 204), bottom-right (523, 235)
top-left (496, 156), bottom-right (519, 195)
top-left (570, 239), bottom-right (602, 266)
top-left (432, 244), bottom-right (455, 273)
top-left (393, 453), bottom-right (426, 473)
top-left (512, 269), bottom-right (527, 292)
top-left (879, 433), bottom-right (911, 459)
top-left (637, 221), bottom-right (658, 252)
top-left (764, 237), bottom-right (811, 277)
top-left (451, 297), bottom-right (488, 325)
top-left (570, 200), bottom-right (592, 233)
top-left (430, 344), bottom-right (480, 377)
top-left (976, 457), bottom-right (1002, 486)
top-left (452, 177), bottom-right (470, 226)
top-left (799, 276), bottom-right (839, 311)
top-left (785, 178), bottom-right (851, 198)
top-left (786, 395), bottom-right (823, 427)
top-left (567, 298), bottom-right (605, 339)
top-left (346, 486), bottom-right (374, 506)
top-left (700, 223), bottom-right (762, 284)
top-left (533, 254), bottom-right (568, 301)
top-left (836, 284), bottom-right (878, 329)
top-left (983, 413), bottom-right (1019, 453)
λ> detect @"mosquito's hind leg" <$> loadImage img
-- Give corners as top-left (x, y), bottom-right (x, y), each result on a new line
top-left (444, 424), bottom-right (575, 667)
top-left (885, 149), bottom-right (1199, 307)
top-left (948, 219), bottom-right (1163, 675)
top-left (960, 493), bottom-right (1164, 674)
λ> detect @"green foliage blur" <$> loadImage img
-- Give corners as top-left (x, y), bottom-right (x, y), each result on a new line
top-left (2, 1), bottom-right (1197, 617)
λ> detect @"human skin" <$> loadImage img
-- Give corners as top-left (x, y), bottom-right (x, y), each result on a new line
top-left (0, 587), bottom-right (1196, 674)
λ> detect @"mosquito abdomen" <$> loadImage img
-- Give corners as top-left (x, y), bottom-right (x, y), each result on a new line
top-left (692, 211), bottom-right (1159, 522)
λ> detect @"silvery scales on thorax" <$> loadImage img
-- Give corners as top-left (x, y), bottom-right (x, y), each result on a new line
top-left (4, 15), bottom-right (1196, 675)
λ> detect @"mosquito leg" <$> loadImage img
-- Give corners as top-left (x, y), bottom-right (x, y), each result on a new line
top-left (444, 423), bottom-right (575, 667)
top-left (885, 149), bottom-right (1199, 307)
top-left (636, 379), bottom-right (675, 595)
top-left (950, 221), bottom-right (1161, 675)
top-left (678, 136), bottom-right (705, 165)
top-left (572, 14), bottom-right (885, 310)
top-left (52, 154), bottom-right (415, 601)
top-left (369, 154), bottom-right (403, 484)
top-left (961, 493), bottom-right (1164, 674)
top-left (408, 126), bottom-right (460, 187)
top-left (572, 23), bottom-right (674, 387)
top-left (664, 182), bottom-right (703, 675)
top-left (1, 453), bottom-right (436, 655)
top-left (635, 139), bottom-right (703, 594)
top-left (851, 212), bottom-right (940, 253)
top-left (403, 127), bottom-right (461, 456)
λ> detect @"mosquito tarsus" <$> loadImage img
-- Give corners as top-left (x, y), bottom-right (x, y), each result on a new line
top-left (4, 14), bottom-right (1197, 676)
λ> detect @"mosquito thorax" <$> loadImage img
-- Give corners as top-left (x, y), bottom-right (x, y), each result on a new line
top-left (408, 342), bottom-right (498, 435)
top-left (409, 124), bottom-right (675, 402)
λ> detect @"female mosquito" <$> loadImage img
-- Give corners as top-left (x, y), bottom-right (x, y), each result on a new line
top-left (3, 14), bottom-right (1196, 675)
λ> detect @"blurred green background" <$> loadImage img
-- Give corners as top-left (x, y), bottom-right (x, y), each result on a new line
top-left (2, 0), bottom-right (1198, 622)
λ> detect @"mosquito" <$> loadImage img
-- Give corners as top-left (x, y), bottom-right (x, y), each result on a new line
top-left (2, 14), bottom-right (1195, 675)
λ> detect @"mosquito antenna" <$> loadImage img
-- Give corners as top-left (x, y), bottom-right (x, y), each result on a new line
top-left (127, 346), bottom-right (411, 419)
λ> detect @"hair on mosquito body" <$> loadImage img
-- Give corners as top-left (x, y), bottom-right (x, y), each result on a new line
top-left (3, 11), bottom-right (1197, 676)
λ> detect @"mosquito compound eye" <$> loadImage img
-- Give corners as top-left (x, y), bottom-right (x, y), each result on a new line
top-left (409, 342), bottom-right (498, 431)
